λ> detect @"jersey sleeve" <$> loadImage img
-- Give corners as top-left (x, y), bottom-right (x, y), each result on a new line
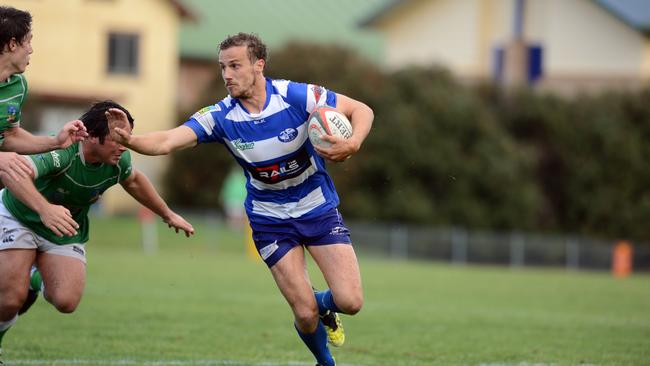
top-left (284, 81), bottom-right (337, 115)
top-left (117, 150), bottom-right (133, 182)
top-left (28, 145), bottom-right (74, 179)
top-left (183, 104), bottom-right (225, 144)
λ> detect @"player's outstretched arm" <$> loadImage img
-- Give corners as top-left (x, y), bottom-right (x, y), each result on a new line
top-left (1, 121), bottom-right (88, 154)
top-left (0, 169), bottom-right (79, 237)
top-left (107, 108), bottom-right (197, 156)
top-left (315, 94), bottom-right (374, 162)
top-left (120, 168), bottom-right (195, 237)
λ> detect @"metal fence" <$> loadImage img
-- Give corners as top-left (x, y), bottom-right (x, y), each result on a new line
top-left (348, 222), bottom-right (650, 271)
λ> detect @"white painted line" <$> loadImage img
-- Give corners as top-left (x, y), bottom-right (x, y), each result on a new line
top-left (5, 359), bottom-right (365, 366)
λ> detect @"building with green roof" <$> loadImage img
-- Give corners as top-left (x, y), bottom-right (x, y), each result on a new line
top-left (176, 0), bottom-right (390, 110)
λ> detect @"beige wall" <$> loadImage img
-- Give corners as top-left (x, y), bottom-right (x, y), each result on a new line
top-left (369, 0), bottom-right (649, 88)
top-left (6, 0), bottom-right (183, 212)
top-left (378, 0), bottom-right (485, 76)
top-left (527, 0), bottom-right (645, 77)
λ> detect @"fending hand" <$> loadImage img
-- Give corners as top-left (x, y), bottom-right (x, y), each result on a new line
top-left (56, 120), bottom-right (88, 148)
top-left (164, 212), bottom-right (195, 237)
top-left (106, 108), bottom-right (132, 145)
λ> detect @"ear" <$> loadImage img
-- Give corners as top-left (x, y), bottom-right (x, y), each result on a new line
top-left (7, 38), bottom-right (18, 52)
top-left (254, 58), bottom-right (265, 74)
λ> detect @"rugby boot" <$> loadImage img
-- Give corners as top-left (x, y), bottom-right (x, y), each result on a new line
top-left (320, 310), bottom-right (345, 347)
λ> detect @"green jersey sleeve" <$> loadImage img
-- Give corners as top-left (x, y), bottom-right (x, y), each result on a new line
top-left (118, 150), bottom-right (133, 182)
top-left (28, 144), bottom-right (76, 179)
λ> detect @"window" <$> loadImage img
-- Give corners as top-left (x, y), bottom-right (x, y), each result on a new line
top-left (107, 32), bottom-right (139, 75)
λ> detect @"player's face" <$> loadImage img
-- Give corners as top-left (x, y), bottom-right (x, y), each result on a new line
top-left (9, 31), bottom-right (33, 74)
top-left (219, 45), bottom-right (262, 99)
top-left (96, 133), bottom-right (128, 165)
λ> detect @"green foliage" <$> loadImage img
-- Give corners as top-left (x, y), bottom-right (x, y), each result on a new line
top-left (165, 42), bottom-right (649, 241)
top-left (498, 89), bottom-right (650, 240)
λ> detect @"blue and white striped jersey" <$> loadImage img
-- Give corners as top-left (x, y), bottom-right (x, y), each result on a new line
top-left (184, 78), bottom-right (339, 225)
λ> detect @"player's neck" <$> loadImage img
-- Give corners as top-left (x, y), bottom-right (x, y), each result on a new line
top-left (80, 142), bottom-right (101, 165)
top-left (239, 77), bottom-right (267, 114)
top-left (0, 60), bottom-right (16, 82)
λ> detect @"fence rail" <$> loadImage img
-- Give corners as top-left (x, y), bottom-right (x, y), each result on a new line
top-left (348, 222), bottom-right (650, 271)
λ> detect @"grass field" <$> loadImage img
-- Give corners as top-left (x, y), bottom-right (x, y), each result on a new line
top-left (4, 215), bottom-right (649, 366)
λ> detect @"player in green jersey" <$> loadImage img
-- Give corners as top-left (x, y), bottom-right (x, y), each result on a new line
top-left (0, 6), bottom-right (88, 181)
top-left (0, 101), bottom-right (195, 363)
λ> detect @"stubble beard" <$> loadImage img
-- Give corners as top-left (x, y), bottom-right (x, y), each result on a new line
top-left (229, 72), bottom-right (257, 100)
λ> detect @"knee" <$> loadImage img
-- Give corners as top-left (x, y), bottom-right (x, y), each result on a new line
top-left (46, 292), bottom-right (81, 314)
top-left (337, 293), bottom-right (363, 315)
top-left (0, 288), bottom-right (27, 317)
top-left (293, 304), bottom-right (319, 330)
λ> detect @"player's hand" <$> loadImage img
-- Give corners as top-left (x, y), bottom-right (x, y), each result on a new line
top-left (106, 108), bottom-right (132, 145)
top-left (163, 212), bottom-right (195, 237)
top-left (0, 152), bottom-right (33, 180)
top-left (313, 134), bottom-right (360, 162)
top-left (39, 204), bottom-right (79, 237)
top-left (56, 120), bottom-right (88, 148)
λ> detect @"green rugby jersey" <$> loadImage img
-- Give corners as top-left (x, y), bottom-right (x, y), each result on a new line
top-left (1, 142), bottom-right (133, 244)
top-left (0, 74), bottom-right (27, 146)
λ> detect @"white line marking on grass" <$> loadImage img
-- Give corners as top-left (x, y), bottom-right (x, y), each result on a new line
top-left (7, 360), bottom-right (364, 366)
top-left (478, 363), bottom-right (601, 366)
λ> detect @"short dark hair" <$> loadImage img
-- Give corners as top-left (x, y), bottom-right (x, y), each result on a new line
top-left (81, 100), bottom-right (134, 144)
top-left (219, 32), bottom-right (268, 64)
top-left (0, 6), bottom-right (32, 54)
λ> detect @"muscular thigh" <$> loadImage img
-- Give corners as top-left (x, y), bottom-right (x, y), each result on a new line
top-left (0, 249), bottom-right (36, 295)
top-left (36, 252), bottom-right (86, 302)
top-left (269, 246), bottom-right (315, 309)
top-left (307, 244), bottom-right (362, 298)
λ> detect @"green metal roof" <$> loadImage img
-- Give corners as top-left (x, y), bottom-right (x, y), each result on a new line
top-left (179, 0), bottom-right (390, 62)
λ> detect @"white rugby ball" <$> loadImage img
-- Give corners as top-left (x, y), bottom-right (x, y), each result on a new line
top-left (308, 106), bottom-right (353, 148)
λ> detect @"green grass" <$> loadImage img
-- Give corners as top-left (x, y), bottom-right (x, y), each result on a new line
top-left (5, 215), bottom-right (650, 365)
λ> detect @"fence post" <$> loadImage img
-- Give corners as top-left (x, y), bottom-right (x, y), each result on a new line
top-left (451, 227), bottom-right (468, 265)
top-left (389, 225), bottom-right (408, 259)
top-left (566, 239), bottom-right (579, 270)
top-left (139, 206), bottom-right (158, 254)
top-left (510, 232), bottom-right (525, 267)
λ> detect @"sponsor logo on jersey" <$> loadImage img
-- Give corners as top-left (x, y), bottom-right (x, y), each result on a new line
top-left (6, 104), bottom-right (17, 123)
top-left (311, 85), bottom-right (325, 103)
top-left (253, 119), bottom-right (266, 125)
top-left (247, 147), bottom-right (311, 184)
top-left (50, 151), bottom-right (61, 168)
top-left (259, 240), bottom-right (279, 260)
top-left (198, 105), bottom-right (220, 115)
top-left (232, 138), bottom-right (255, 151)
top-left (278, 128), bottom-right (298, 143)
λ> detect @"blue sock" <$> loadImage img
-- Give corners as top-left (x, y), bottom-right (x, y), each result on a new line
top-left (315, 289), bottom-right (342, 315)
top-left (295, 321), bottom-right (335, 366)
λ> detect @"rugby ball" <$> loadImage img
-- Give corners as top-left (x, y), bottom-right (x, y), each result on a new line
top-left (308, 106), bottom-right (353, 148)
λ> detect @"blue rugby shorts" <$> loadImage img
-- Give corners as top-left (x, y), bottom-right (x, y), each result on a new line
top-left (250, 208), bottom-right (352, 267)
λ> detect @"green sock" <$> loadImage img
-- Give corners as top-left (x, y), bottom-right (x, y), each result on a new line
top-left (29, 268), bottom-right (42, 292)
